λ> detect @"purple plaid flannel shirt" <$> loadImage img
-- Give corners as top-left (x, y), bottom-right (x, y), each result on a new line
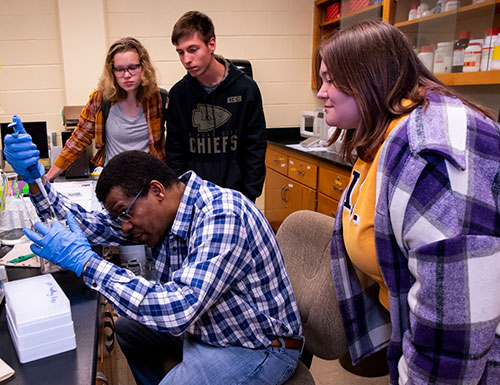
top-left (331, 93), bottom-right (500, 384)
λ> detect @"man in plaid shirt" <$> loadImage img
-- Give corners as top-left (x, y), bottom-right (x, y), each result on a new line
top-left (4, 134), bottom-right (302, 385)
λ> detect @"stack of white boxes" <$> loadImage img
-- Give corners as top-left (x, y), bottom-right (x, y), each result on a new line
top-left (4, 274), bottom-right (76, 363)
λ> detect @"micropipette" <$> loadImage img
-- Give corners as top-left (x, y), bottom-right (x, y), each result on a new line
top-left (8, 118), bottom-right (57, 219)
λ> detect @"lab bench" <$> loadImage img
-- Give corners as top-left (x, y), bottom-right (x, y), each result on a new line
top-left (0, 267), bottom-right (100, 385)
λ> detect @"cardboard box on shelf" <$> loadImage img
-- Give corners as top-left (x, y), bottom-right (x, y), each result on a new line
top-left (326, 2), bottom-right (341, 20)
top-left (62, 105), bottom-right (84, 129)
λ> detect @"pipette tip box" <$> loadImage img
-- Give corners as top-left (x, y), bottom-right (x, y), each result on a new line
top-left (4, 274), bottom-right (76, 363)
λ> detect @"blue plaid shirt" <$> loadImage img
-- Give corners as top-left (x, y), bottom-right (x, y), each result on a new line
top-left (32, 171), bottom-right (302, 349)
top-left (331, 93), bottom-right (500, 384)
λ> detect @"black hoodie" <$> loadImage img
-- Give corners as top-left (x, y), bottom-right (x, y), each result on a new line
top-left (165, 58), bottom-right (267, 201)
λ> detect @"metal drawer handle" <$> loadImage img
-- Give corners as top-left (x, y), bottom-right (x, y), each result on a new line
top-left (332, 186), bottom-right (343, 191)
top-left (297, 170), bottom-right (305, 176)
top-left (281, 185), bottom-right (289, 208)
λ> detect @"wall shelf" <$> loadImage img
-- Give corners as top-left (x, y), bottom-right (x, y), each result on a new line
top-left (436, 70), bottom-right (500, 85)
top-left (319, 4), bottom-right (383, 27)
top-left (313, 0), bottom-right (500, 87)
top-left (395, 1), bottom-right (499, 34)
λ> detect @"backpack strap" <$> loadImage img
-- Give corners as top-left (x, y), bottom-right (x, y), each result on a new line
top-left (100, 97), bottom-right (112, 144)
top-left (159, 87), bottom-right (169, 122)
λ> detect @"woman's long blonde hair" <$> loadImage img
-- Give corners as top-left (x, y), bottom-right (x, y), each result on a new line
top-left (97, 37), bottom-right (158, 103)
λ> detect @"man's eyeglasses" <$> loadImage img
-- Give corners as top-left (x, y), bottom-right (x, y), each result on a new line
top-left (117, 187), bottom-right (144, 223)
top-left (112, 64), bottom-right (141, 77)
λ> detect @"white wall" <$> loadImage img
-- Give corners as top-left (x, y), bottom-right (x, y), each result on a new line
top-left (0, 0), bottom-right (65, 133)
top-left (106, 0), bottom-right (322, 128)
top-left (1, 0), bottom-right (499, 138)
top-left (0, 0), bottom-right (322, 136)
top-left (58, 0), bottom-right (107, 105)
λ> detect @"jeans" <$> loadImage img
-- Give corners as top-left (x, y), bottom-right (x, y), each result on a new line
top-left (115, 317), bottom-right (300, 385)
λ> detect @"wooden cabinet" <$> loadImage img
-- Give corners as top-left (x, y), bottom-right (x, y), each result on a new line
top-left (266, 147), bottom-right (288, 174)
top-left (318, 164), bottom-right (350, 201)
top-left (265, 168), bottom-right (316, 231)
top-left (316, 192), bottom-right (339, 218)
top-left (264, 143), bottom-right (351, 231)
top-left (313, 0), bottom-right (500, 87)
top-left (287, 156), bottom-right (318, 189)
top-left (315, 162), bottom-right (351, 217)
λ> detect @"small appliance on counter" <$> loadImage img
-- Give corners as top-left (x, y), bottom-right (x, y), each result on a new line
top-left (299, 108), bottom-right (332, 148)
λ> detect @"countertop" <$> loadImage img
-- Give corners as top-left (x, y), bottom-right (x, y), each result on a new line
top-left (266, 127), bottom-right (353, 170)
top-left (0, 268), bottom-right (99, 385)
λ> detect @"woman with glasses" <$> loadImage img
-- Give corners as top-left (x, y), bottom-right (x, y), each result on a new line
top-left (46, 37), bottom-right (167, 182)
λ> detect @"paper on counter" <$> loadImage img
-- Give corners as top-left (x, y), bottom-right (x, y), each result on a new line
top-left (52, 181), bottom-right (94, 211)
top-left (0, 357), bottom-right (15, 382)
top-left (286, 144), bottom-right (328, 152)
top-left (0, 241), bottom-right (40, 268)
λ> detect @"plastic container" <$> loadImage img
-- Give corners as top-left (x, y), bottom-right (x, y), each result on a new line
top-left (463, 41), bottom-right (482, 72)
top-left (417, 2), bottom-right (429, 17)
top-left (409, 4), bottom-right (418, 20)
top-left (7, 310), bottom-right (76, 364)
top-left (0, 265), bottom-right (7, 304)
top-left (418, 45), bottom-right (434, 72)
top-left (0, 169), bottom-right (7, 212)
top-left (445, 0), bottom-right (458, 11)
top-left (434, 0), bottom-right (447, 13)
top-left (481, 27), bottom-right (500, 71)
top-left (433, 41), bottom-right (453, 73)
top-left (452, 31), bottom-right (470, 73)
top-left (4, 274), bottom-right (76, 363)
top-left (491, 34), bottom-right (500, 70)
top-left (6, 305), bottom-right (75, 351)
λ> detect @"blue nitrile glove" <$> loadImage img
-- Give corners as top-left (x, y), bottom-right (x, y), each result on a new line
top-left (23, 213), bottom-right (96, 276)
top-left (3, 115), bottom-right (44, 183)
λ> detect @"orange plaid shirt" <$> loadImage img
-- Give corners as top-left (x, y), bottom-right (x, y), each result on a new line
top-left (54, 89), bottom-right (166, 170)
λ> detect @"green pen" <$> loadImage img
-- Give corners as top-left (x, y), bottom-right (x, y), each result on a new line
top-left (9, 253), bottom-right (36, 263)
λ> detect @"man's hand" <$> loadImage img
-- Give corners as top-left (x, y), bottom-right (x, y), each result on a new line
top-left (23, 213), bottom-right (96, 276)
top-left (3, 116), bottom-right (44, 183)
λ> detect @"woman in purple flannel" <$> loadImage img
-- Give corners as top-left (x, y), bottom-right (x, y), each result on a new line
top-left (316, 20), bottom-right (500, 384)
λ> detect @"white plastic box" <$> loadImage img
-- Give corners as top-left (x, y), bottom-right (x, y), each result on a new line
top-left (4, 274), bottom-right (76, 363)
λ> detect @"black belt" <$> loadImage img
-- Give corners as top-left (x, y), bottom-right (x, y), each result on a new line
top-left (269, 337), bottom-right (303, 351)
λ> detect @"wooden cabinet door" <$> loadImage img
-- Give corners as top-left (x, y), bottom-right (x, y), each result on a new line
top-left (316, 192), bottom-right (340, 219)
top-left (265, 168), bottom-right (316, 232)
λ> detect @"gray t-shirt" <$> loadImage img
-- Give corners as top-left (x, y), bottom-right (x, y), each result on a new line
top-left (105, 102), bottom-right (149, 164)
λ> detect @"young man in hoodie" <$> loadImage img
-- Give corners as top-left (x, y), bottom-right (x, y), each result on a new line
top-left (165, 10), bottom-right (267, 203)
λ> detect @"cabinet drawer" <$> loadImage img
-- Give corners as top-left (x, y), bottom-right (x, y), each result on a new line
top-left (287, 156), bottom-right (318, 189)
top-left (318, 166), bottom-right (350, 201)
top-left (265, 148), bottom-right (288, 174)
top-left (316, 192), bottom-right (339, 219)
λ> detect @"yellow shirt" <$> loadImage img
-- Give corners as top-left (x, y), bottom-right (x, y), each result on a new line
top-left (342, 114), bottom-right (409, 310)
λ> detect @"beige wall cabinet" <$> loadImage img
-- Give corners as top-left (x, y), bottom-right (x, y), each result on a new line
top-left (264, 143), bottom-right (351, 231)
